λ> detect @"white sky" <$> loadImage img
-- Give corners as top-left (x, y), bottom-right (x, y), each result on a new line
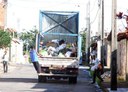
top-left (7, 0), bottom-right (87, 33)
top-left (6, 0), bottom-right (128, 34)
top-left (90, 0), bottom-right (128, 35)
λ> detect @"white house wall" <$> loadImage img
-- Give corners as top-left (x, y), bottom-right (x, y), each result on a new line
top-left (11, 40), bottom-right (25, 64)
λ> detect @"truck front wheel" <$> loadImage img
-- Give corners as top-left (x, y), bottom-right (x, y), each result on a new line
top-left (68, 77), bottom-right (77, 84)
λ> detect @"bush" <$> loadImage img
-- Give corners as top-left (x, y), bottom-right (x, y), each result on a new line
top-left (0, 29), bottom-right (11, 48)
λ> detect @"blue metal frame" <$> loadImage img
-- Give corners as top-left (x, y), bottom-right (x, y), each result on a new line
top-left (42, 33), bottom-right (78, 36)
top-left (38, 11), bottom-right (81, 60)
top-left (41, 12), bottom-right (75, 34)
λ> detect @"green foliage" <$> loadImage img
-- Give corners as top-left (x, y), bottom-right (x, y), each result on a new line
top-left (81, 31), bottom-right (86, 53)
top-left (19, 31), bottom-right (35, 46)
top-left (19, 27), bottom-right (38, 51)
top-left (0, 29), bottom-right (12, 48)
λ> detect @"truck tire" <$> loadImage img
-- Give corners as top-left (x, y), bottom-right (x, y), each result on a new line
top-left (68, 77), bottom-right (77, 84)
top-left (38, 75), bottom-right (47, 83)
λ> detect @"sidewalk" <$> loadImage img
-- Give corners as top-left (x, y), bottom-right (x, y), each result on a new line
top-left (85, 66), bottom-right (128, 92)
top-left (101, 81), bottom-right (128, 92)
top-left (0, 62), bottom-right (17, 75)
top-left (100, 70), bottom-right (128, 92)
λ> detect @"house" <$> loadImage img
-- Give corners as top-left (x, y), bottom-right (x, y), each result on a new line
top-left (0, 0), bottom-right (6, 27)
top-left (0, 0), bottom-right (25, 64)
top-left (107, 29), bottom-right (128, 81)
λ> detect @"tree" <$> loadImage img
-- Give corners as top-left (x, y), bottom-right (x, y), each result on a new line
top-left (19, 27), bottom-right (38, 51)
top-left (0, 29), bottom-right (12, 48)
top-left (81, 31), bottom-right (86, 53)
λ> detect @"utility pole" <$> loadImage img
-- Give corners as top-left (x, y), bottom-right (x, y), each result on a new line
top-left (97, 0), bottom-right (101, 61)
top-left (97, 0), bottom-right (104, 74)
top-left (111, 0), bottom-right (117, 90)
top-left (86, 0), bottom-right (90, 64)
top-left (97, 0), bottom-right (104, 71)
top-left (101, 0), bottom-right (104, 71)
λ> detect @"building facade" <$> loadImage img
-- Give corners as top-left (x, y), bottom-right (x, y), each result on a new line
top-left (0, 0), bottom-right (7, 28)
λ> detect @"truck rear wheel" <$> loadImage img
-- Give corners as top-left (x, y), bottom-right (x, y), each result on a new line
top-left (38, 76), bottom-right (47, 83)
top-left (68, 77), bottom-right (77, 84)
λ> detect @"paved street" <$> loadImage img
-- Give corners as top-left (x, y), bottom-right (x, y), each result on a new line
top-left (0, 64), bottom-right (102, 92)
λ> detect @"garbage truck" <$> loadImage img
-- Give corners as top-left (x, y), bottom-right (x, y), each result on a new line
top-left (37, 11), bottom-right (82, 84)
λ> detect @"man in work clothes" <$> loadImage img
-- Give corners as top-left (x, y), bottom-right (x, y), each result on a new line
top-left (29, 46), bottom-right (42, 73)
top-left (90, 54), bottom-right (103, 84)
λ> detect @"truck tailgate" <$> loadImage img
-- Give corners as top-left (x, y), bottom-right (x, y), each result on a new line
top-left (39, 57), bottom-right (79, 68)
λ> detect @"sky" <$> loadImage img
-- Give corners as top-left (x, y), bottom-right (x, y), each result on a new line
top-left (90, 0), bottom-right (128, 35)
top-left (6, 0), bottom-right (128, 35)
top-left (7, 0), bottom-right (87, 33)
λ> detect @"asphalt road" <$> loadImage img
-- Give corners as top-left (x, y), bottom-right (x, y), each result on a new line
top-left (0, 64), bottom-right (102, 92)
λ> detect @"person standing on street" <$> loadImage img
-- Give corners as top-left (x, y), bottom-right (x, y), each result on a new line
top-left (2, 49), bottom-right (9, 73)
top-left (29, 46), bottom-right (42, 73)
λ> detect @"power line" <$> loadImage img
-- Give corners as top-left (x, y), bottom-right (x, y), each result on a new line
top-left (90, 0), bottom-right (97, 12)
top-left (90, 8), bottom-right (100, 24)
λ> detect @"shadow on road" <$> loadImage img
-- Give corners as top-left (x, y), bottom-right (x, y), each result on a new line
top-left (0, 77), bottom-right (76, 84)
top-left (0, 78), bottom-right (37, 83)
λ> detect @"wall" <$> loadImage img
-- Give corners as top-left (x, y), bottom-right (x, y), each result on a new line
top-left (0, 2), bottom-right (5, 26)
top-left (10, 39), bottom-right (27, 64)
top-left (117, 39), bottom-right (128, 81)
